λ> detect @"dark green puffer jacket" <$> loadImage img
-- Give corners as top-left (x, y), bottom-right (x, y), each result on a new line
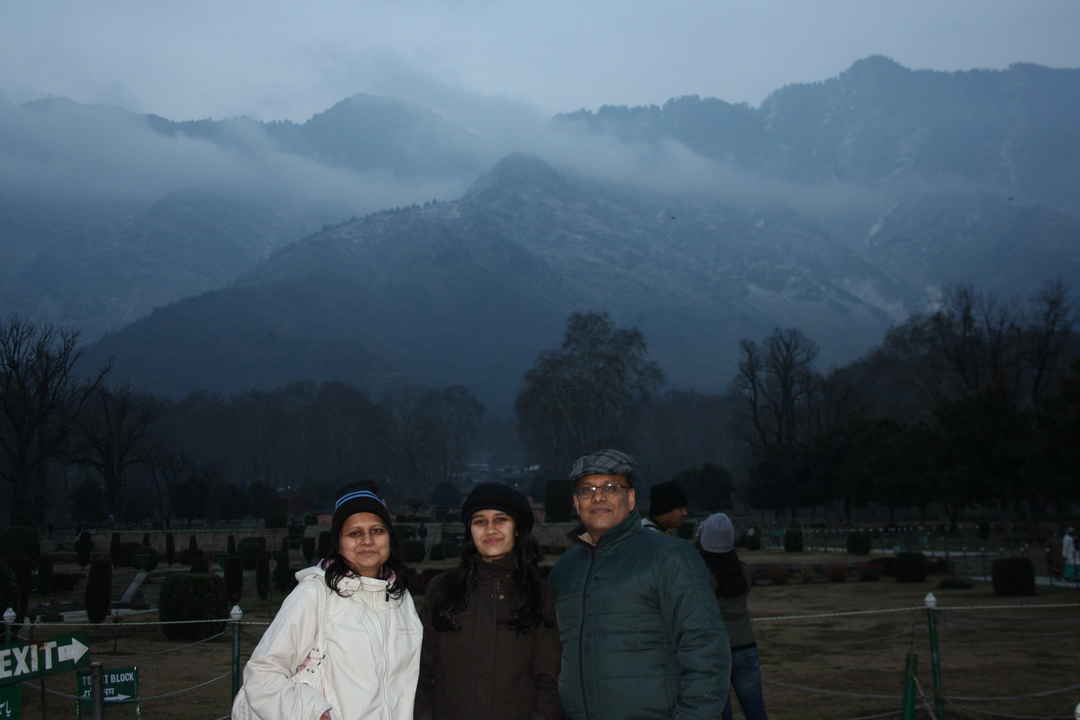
top-left (550, 510), bottom-right (730, 720)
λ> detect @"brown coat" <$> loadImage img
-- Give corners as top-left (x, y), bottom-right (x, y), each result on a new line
top-left (416, 557), bottom-right (562, 720)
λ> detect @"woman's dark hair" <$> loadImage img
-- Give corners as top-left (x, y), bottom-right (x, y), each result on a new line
top-left (431, 527), bottom-right (547, 634)
top-left (700, 548), bottom-right (749, 598)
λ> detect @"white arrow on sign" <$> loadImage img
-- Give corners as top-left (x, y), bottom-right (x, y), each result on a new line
top-left (107, 694), bottom-right (132, 702)
top-left (57, 637), bottom-right (89, 665)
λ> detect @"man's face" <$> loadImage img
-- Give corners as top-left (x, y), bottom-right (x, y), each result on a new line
top-left (655, 506), bottom-right (689, 530)
top-left (572, 473), bottom-right (636, 540)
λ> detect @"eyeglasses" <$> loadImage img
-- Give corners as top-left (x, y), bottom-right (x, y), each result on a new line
top-left (574, 482), bottom-right (631, 499)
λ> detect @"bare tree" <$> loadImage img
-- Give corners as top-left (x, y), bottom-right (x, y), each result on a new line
top-left (0, 317), bottom-right (107, 524)
top-left (71, 386), bottom-right (159, 518)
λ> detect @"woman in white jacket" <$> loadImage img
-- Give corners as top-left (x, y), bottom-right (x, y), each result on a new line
top-left (237, 485), bottom-right (422, 720)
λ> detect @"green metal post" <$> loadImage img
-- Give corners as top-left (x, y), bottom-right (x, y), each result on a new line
top-left (901, 652), bottom-right (918, 720)
top-left (231, 604), bottom-right (244, 699)
top-left (925, 593), bottom-right (945, 719)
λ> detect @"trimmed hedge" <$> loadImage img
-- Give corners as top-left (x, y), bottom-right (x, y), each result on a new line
top-left (894, 552), bottom-right (928, 582)
top-left (302, 537), bottom-right (316, 565)
top-left (273, 550), bottom-right (297, 595)
top-left (784, 529), bottom-right (804, 553)
top-left (165, 533), bottom-right (175, 566)
top-left (1, 527), bottom-right (40, 562)
top-left (159, 573), bottom-right (228, 641)
top-left (36, 555), bottom-right (54, 594)
top-left (256, 551), bottom-right (270, 600)
top-left (85, 560), bottom-right (112, 624)
top-left (75, 532), bottom-right (94, 567)
top-left (992, 557), bottom-right (1036, 596)
top-left (846, 532), bottom-right (872, 555)
top-left (316, 531), bottom-right (331, 560)
top-left (224, 556), bottom-right (244, 603)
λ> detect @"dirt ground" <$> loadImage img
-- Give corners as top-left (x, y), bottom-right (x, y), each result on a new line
top-left (10, 551), bottom-right (1079, 720)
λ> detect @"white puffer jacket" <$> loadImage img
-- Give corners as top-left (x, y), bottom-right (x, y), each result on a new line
top-left (241, 565), bottom-right (423, 720)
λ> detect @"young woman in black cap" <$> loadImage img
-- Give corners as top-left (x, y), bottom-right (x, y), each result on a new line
top-left (235, 484), bottom-right (422, 720)
top-left (415, 483), bottom-right (561, 720)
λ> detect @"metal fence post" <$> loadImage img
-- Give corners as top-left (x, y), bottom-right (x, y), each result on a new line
top-left (901, 652), bottom-right (918, 720)
top-left (925, 592), bottom-right (945, 719)
top-left (231, 604), bottom-right (244, 699)
top-left (2, 607), bottom-right (14, 644)
top-left (91, 662), bottom-right (105, 720)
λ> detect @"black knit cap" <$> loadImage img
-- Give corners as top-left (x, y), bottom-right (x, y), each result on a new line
top-left (330, 483), bottom-right (393, 551)
top-left (649, 480), bottom-right (688, 517)
top-left (461, 483), bottom-right (534, 535)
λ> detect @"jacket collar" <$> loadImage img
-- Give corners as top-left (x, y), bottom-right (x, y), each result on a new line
top-left (577, 509), bottom-right (643, 551)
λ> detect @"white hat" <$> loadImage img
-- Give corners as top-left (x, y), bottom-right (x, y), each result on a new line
top-left (699, 513), bottom-right (735, 554)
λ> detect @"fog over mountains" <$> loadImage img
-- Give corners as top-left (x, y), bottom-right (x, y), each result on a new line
top-left (5, 57), bottom-right (1079, 408)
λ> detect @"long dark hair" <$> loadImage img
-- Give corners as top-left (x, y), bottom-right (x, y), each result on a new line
top-left (323, 525), bottom-right (410, 600)
top-left (700, 548), bottom-right (749, 598)
top-left (431, 529), bottom-right (547, 633)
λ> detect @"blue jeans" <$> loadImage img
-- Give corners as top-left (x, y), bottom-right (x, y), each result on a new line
top-left (722, 645), bottom-right (768, 720)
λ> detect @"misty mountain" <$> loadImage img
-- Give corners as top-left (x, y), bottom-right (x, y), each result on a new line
top-left (0, 94), bottom-right (480, 339)
top-left (556, 56), bottom-right (1080, 213)
top-left (84, 153), bottom-right (905, 405)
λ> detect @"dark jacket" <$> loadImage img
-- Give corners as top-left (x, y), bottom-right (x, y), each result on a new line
top-left (549, 509), bottom-right (730, 720)
top-left (416, 557), bottom-right (562, 720)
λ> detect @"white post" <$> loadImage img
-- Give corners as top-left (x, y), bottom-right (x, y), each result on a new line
top-left (2, 607), bottom-right (15, 644)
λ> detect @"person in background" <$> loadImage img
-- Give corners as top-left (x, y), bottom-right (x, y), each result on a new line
top-left (416, 482), bottom-right (561, 720)
top-left (237, 485), bottom-right (422, 720)
top-left (1063, 527), bottom-right (1077, 581)
top-left (551, 449), bottom-right (729, 720)
top-left (698, 512), bottom-right (768, 720)
top-left (641, 479), bottom-right (689, 534)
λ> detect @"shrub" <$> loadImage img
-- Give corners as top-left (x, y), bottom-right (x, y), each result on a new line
top-left (37, 555), bottom-right (55, 594)
top-left (227, 535), bottom-right (237, 555)
top-left (938, 576), bottom-right (975, 590)
top-left (784, 528), bottom-right (804, 553)
top-left (846, 532), bottom-right (872, 555)
top-left (402, 540), bottom-right (426, 563)
top-left (316, 531), bottom-right (331, 560)
top-left (75, 532), bottom-right (94, 568)
top-left (856, 561), bottom-right (881, 582)
top-left (142, 533), bottom-right (151, 547)
top-left (894, 552), bottom-right (928, 583)
top-left (238, 537), bottom-right (267, 570)
top-left (992, 557), bottom-right (1036, 596)
top-left (158, 573), bottom-right (228, 641)
top-left (256, 551), bottom-right (270, 600)
top-left (110, 533), bottom-right (121, 566)
top-left (85, 560), bottom-right (112, 624)
top-left (273, 550), bottom-right (297, 595)
top-left (224, 556), bottom-right (244, 603)
top-left (188, 535), bottom-right (199, 553)
top-left (827, 564), bottom-right (849, 582)
top-left (302, 537), bottom-right (316, 565)
top-left (1, 527), bottom-right (40, 562)
top-left (165, 533), bottom-right (175, 566)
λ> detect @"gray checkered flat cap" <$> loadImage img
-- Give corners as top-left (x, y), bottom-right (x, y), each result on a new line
top-left (568, 449), bottom-right (637, 486)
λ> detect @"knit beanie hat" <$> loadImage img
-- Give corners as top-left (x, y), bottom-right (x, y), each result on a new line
top-left (649, 481), bottom-right (688, 517)
top-left (568, 449), bottom-right (637, 487)
top-left (461, 483), bottom-right (534, 534)
top-left (699, 512), bottom-right (736, 554)
top-left (330, 484), bottom-right (393, 553)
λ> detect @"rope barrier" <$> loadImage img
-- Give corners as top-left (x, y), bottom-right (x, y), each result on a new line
top-left (22, 681), bottom-right (82, 700)
top-left (949, 705), bottom-right (1076, 719)
top-left (766, 679), bottom-right (898, 700)
top-left (138, 671), bottom-right (230, 702)
top-left (754, 606), bottom-right (922, 622)
top-left (95, 630), bottom-right (229, 658)
top-left (946, 683), bottom-right (1080, 703)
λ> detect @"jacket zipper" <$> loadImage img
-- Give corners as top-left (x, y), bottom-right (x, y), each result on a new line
top-left (579, 548), bottom-right (596, 720)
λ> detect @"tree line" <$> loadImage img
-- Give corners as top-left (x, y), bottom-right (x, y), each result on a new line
top-left (0, 316), bottom-right (484, 527)
top-left (514, 282), bottom-right (1079, 524)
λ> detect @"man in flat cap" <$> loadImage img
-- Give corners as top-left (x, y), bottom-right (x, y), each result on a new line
top-left (549, 449), bottom-right (730, 720)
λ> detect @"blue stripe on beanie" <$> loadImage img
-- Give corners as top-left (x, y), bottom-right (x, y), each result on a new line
top-left (335, 489), bottom-right (386, 510)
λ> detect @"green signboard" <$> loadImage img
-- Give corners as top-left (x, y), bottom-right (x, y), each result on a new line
top-left (0, 635), bottom-right (90, 684)
top-left (0, 685), bottom-right (19, 720)
top-left (76, 666), bottom-right (139, 716)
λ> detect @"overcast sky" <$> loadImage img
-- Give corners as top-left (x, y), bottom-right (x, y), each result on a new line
top-left (4, 0), bottom-right (1080, 122)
